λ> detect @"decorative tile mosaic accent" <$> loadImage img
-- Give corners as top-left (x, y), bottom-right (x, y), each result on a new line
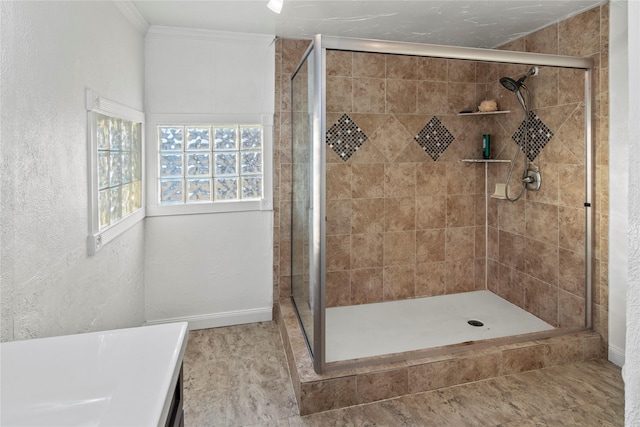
top-left (414, 117), bottom-right (455, 161)
top-left (512, 111), bottom-right (554, 162)
top-left (326, 114), bottom-right (368, 161)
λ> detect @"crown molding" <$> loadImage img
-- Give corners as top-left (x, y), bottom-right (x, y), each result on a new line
top-left (113, 0), bottom-right (150, 35)
top-left (146, 26), bottom-right (275, 45)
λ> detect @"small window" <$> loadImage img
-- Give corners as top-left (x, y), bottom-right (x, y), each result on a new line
top-left (87, 90), bottom-right (145, 255)
top-left (97, 114), bottom-right (143, 223)
top-left (145, 114), bottom-right (273, 217)
top-left (158, 125), bottom-right (263, 204)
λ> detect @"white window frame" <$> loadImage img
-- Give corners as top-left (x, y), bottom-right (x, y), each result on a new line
top-left (145, 113), bottom-right (273, 217)
top-left (86, 89), bottom-right (146, 255)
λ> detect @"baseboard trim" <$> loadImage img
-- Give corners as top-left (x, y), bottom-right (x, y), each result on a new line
top-left (608, 345), bottom-right (625, 368)
top-left (145, 307), bottom-right (273, 330)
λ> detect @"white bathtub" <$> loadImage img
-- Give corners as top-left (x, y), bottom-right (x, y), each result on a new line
top-left (0, 322), bottom-right (188, 426)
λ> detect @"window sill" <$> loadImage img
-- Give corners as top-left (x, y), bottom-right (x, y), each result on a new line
top-left (146, 199), bottom-right (272, 217)
top-left (89, 208), bottom-right (146, 255)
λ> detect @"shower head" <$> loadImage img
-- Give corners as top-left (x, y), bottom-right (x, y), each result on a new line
top-left (499, 67), bottom-right (538, 92)
top-left (499, 67), bottom-right (538, 111)
top-left (499, 76), bottom-right (520, 92)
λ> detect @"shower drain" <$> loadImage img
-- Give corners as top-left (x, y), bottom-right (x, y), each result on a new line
top-left (467, 320), bottom-right (484, 327)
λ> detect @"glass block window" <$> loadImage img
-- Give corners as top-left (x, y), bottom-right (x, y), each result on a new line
top-left (87, 89), bottom-right (145, 255)
top-left (96, 114), bottom-right (143, 230)
top-left (158, 125), bottom-right (263, 204)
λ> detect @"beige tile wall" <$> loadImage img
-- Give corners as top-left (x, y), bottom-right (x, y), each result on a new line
top-left (275, 3), bottom-right (608, 344)
top-left (485, 4), bottom-right (608, 340)
top-left (323, 52), bottom-right (494, 307)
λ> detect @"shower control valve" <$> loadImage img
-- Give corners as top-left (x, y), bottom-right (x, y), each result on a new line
top-left (524, 168), bottom-right (542, 191)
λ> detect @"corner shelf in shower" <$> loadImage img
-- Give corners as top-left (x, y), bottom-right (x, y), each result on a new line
top-left (457, 110), bottom-right (511, 116)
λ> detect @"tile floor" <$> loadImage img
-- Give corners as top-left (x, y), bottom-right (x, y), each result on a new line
top-left (183, 322), bottom-right (624, 427)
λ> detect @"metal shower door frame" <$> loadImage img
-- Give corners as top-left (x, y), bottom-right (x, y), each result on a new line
top-left (306, 34), bottom-right (594, 374)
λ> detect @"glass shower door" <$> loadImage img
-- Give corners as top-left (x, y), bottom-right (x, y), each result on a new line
top-left (290, 45), bottom-right (315, 357)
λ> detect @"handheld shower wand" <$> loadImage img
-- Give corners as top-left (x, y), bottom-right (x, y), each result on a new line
top-left (499, 67), bottom-right (538, 111)
top-left (499, 66), bottom-right (541, 202)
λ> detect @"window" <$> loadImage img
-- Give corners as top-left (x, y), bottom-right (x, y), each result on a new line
top-left (87, 90), bottom-right (145, 255)
top-left (145, 114), bottom-right (273, 216)
top-left (97, 114), bottom-right (143, 221)
top-left (158, 125), bottom-right (263, 204)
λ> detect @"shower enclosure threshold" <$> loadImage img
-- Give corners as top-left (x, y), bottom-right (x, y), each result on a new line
top-left (326, 290), bottom-right (553, 362)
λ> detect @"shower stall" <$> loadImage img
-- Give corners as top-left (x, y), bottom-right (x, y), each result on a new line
top-left (290, 35), bottom-right (594, 374)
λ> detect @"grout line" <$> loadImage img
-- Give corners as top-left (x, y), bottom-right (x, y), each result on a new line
top-left (485, 162), bottom-right (489, 289)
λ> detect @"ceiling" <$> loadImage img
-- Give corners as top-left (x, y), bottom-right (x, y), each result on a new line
top-left (132, 0), bottom-right (604, 48)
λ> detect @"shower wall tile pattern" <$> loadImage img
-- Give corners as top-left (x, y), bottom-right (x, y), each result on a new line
top-left (326, 114), bottom-right (368, 161)
top-left (484, 4), bottom-right (609, 337)
top-left (512, 111), bottom-right (554, 162)
top-left (414, 117), bottom-right (455, 161)
top-left (313, 48), bottom-right (498, 308)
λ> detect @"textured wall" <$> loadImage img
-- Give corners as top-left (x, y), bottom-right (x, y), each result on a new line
top-left (0, 1), bottom-right (146, 341)
top-left (624, 0), bottom-right (640, 424)
top-left (609, 0), bottom-right (628, 367)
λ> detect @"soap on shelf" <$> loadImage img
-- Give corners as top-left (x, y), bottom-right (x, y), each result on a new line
top-left (491, 183), bottom-right (507, 199)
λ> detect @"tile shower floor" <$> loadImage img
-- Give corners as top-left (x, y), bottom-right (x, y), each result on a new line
top-left (327, 290), bottom-right (554, 362)
top-left (182, 322), bottom-right (624, 426)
